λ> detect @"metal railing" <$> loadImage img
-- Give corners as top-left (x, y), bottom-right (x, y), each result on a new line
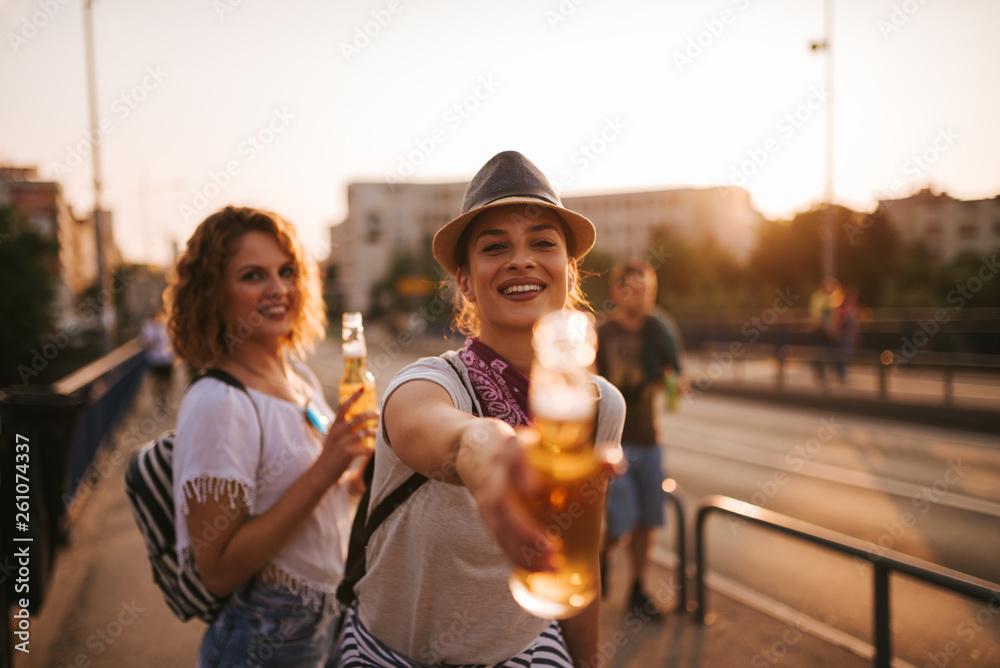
top-left (1, 337), bottom-right (147, 668)
top-left (663, 487), bottom-right (687, 611)
top-left (52, 337), bottom-right (147, 501)
top-left (694, 494), bottom-right (1000, 668)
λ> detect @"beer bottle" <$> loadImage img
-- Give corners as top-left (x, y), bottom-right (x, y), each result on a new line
top-left (338, 312), bottom-right (377, 448)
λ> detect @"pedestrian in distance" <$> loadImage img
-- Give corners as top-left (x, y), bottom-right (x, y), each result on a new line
top-left (165, 205), bottom-right (376, 667)
top-left (595, 259), bottom-right (682, 618)
top-left (338, 151), bottom-right (625, 667)
top-left (808, 276), bottom-right (845, 385)
top-left (835, 283), bottom-right (862, 381)
top-left (141, 306), bottom-right (177, 406)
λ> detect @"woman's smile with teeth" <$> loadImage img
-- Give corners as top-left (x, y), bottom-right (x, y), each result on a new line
top-left (502, 284), bottom-right (543, 295)
top-left (260, 304), bottom-right (288, 315)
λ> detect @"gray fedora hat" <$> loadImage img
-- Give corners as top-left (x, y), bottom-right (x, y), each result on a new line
top-left (432, 151), bottom-right (596, 275)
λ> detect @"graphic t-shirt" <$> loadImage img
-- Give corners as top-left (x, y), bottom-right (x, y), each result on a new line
top-left (596, 317), bottom-right (675, 446)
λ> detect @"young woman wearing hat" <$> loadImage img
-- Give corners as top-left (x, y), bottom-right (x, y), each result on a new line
top-left (166, 206), bottom-right (376, 667)
top-left (339, 152), bottom-right (625, 667)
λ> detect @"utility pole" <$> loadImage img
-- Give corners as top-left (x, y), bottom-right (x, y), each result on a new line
top-left (811, 0), bottom-right (835, 281)
top-left (83, 0), bottom-right (116, 352)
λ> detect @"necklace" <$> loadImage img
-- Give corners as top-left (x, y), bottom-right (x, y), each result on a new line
top-left (228, 356), bottom-right (306, 403)
top-left (227, 356), bottom-right (332, 435)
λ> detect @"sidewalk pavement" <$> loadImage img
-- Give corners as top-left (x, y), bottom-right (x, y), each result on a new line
top-left (16, 338), bottom-right (880, 668)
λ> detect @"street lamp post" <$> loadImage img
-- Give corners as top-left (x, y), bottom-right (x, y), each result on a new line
top-left (83, 0), bottom-right (116, 352)
top-left (811, 0), bottom-right (835, 282)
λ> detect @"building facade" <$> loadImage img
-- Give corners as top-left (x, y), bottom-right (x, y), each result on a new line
top-left (878, 189), bottom-right (1000, 264)
top-left (327, 180), bottom-right (761, 314)
top-left (0, 166), bottom-right (120, 323)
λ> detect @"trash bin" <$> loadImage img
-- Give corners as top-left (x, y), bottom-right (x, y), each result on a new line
top-left (1, 386), bottom-right (85, 618)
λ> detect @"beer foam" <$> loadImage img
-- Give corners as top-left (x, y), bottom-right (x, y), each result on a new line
top-left (530, 390), bottom-right (595, 420)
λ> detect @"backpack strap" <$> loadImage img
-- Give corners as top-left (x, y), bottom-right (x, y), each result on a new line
top-left (336, 355), bottom-right (479, 607)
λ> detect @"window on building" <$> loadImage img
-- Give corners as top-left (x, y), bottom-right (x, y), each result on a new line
top-left (365, 212), bottom-right (381, 243)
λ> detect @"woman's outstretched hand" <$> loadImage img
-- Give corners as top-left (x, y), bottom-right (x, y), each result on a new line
top-left (459, 420), bottom-right (625, 574)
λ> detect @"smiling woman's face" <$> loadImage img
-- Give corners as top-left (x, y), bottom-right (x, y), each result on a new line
top-left (456, 204), bottom-right (573, 341)
top-left (223, 230), bottom-right (299, 350)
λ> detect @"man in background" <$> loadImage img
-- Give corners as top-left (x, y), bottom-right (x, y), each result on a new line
top-left (596, 259), bottom-right (682, 617)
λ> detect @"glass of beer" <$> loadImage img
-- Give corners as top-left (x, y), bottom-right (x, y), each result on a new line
top-left (508, 310), bottom-right (606, 619)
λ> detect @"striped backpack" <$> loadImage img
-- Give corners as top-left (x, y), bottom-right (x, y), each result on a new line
top-left (123, 368), bottom-right (261, 623)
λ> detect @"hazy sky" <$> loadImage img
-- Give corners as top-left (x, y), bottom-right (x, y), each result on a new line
top-left (2, 0), bottom-right (998, 267)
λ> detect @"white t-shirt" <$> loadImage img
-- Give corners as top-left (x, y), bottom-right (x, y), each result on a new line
top-left (173, 365), bottom-right (352, 608)
top-left (356, 350), bottom-right (625, 664)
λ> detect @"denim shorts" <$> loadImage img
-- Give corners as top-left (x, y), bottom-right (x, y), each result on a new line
top-left (605, 444), bottom-right (666, 541)
top-left (197, 579), bottom-right (342, 668)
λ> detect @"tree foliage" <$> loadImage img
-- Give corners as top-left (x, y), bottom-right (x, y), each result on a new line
top-left (0, 206), bottom-right (59, 386)
top-left (747, 204), bottom-right (903, 308)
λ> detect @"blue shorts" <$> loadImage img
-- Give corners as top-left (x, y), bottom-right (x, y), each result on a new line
top-left (197, 579), bottom-right (341, 668)
top-left (605, 444), bottom-right (666, 541)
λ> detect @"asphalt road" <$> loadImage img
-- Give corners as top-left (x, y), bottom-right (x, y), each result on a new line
top-left (657, 391), bottom-right (1000, 668)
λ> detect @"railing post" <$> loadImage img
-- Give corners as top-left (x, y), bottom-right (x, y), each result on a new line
top-left (878, 360), bottom-right (889, 400)
top-left (694, 504), bottom-right (708, 623)
top-left (943, 366), bottom-right (954, 406)
top-left (664, 490), bottom-right (687, 611)
top-left (873, 561), bottom-right (892, 668)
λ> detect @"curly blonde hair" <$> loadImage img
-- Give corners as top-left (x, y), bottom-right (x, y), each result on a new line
top-left (445, 210), bottom-right (591, 337)
top-left (164, 206), bottom-right (326, 369)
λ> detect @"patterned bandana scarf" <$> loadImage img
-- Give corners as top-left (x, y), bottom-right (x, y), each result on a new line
top-left (458, 337), bottom-right (531, 427)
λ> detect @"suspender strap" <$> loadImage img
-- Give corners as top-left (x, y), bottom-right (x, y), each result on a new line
top-left (336, 356), bottom-right (479, 607)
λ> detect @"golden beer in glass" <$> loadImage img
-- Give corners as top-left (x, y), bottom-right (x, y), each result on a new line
top-left (509, 310), bottom-right (605, 619)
